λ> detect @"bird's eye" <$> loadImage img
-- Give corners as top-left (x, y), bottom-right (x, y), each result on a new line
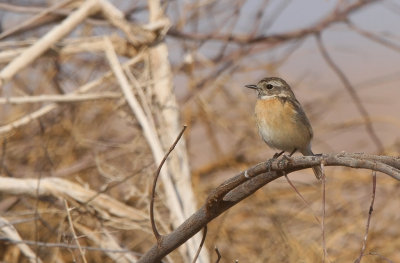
top-left (266, 84), bottom-right (273, 89)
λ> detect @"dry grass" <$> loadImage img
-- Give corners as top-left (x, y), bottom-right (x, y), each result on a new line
top-left (199, 168), bottom-right (400, 262)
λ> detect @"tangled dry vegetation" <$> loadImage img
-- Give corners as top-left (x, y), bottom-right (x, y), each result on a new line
top-left (200, 169), bottom-right (400, 262)
top-left (0, 0), bottom-right (399, 262)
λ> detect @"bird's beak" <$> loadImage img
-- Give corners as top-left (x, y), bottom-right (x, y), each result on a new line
top-left (245, 84), bottom-right (257, 90)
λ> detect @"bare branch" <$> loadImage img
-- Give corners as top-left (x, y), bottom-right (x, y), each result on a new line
top-left (137, 153), bottom-right (400, 262)
top-left (0, 0), bottom-right (101, 85)
top-left (99, 0), bottom-right (159, 46)
top-left (347, 20), bottom-right (400, 53)
top-left (150, 125), bottom-right (187, 241)
top-left (0, 217), bottom-right (43, 263)
top-left (0, 92), bottom-right (121, 104)
top-left (215, 247), bottom-right (221, 263)
top-left (0, 54), bottom-right (144, 135)
top-left (355, 169), bottom-right (377, 263)
top-left (64, 200), bottom-right (88, 263)
top-left (321, 163), bottom-right (327, 262)
top-left (0, 237), bottom-right (139, 254)
top-left (0, 0), bottom-right (73, 40)
top-left (0, 177), bottom-right (148, 225)
top-left (168, 0), bottom-right (380, 45)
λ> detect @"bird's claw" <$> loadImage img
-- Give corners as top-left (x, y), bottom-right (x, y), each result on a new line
top-left (282, 154), bottom-right (293, 162)
top-left (266, 158), bottom-right (273, 172)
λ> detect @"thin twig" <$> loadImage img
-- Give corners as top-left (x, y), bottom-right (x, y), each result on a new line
top-left (347, 20), bottom-right (400, 53)
top-left (99, 0), bottom-right (158, 46)
top-left (284, 174), bottom-right (321, 225)
top-left (168, 0), bottom-right (378, 44)
top-left (0, 237), bottom-right (140, 254)
top-left (0, 0), bottom-right (100, 85)
top-left (215, 247), bottom-right (222, 263)
top-left (82, 162), bottom-right (153, 206)
top-left (0, 176), bottom-right (148, 224)
top-left (0, 54), bottom-right (143, 135)
top-left (315, 33), bottom-right (384, 153)
top-left (104, 37), bottom-right (188, 227)
top-left (34, 167), bottom-right (43, 262)
top-left (0, 0), bottom-right (73, 40)
top-left (0, 92), bottom-right (121, 104)
top-left (150, 125), bottom-right (187, 240)
top-left (191, 226), bottom-right (207, 263)
top-left (355, 168), bottom-right (377, 263)
top-left (321, 162), bottom-right (327, 263)
top-left (64, 200), bottom-right (88, 263)
top-left (366, 251), bottom-right (394, 263)
top-left (0, 217), bottom-right (43, 263)
top-left (123, 67), bottom-right (158, 134)
top-left (0, 138), bottom-right (7, 174)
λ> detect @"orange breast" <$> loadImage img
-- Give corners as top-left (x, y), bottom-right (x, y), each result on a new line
top-left (254, 97), bottom-right (311, 152)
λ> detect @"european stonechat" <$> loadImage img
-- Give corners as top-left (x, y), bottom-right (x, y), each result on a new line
top-left (245, 77), bottom-right (322, 179)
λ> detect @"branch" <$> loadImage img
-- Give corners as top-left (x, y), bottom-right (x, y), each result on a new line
top-left (0, 0), bottom-right (73, 40)
top-left (0, 92), bottom-right (121, 104)
top-left (0, 237), bottom-right (136, 254)
top-left (167, 0), bottom-right (380, 45)
top-left (0, 0), bottom-right (100, 86)
top-left (191, 226), bottom-right (207, 263)
top-left (0, 217), bottom-right (43, 263)
top-left (64, 200), bottom-right (87, 263)
top-left (0, 53), bottom-right (144, 135)
top-left (0, 177), bottom-right (148, 225)
top-left (150, 125), bottom-right (187, 240)
top-left (346, 20), bottom-right (400, 53)
top-left (355, 169), bottom-right (377, 263)
top-left (137, 153), bottom-right (400, 262)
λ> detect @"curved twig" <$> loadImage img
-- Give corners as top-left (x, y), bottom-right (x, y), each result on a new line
top-left (215, 247), bottom-right (222, 263)
top-left (150, 125), bottom-right (187, 241)
top-left (191, 226), bottom-right (207, 263)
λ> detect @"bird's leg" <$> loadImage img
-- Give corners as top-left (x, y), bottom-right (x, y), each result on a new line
top-left (289, 148), bottom-right (297, 157)
top-left (267, 151), bottom-right (285, 171)
top-left (273, 150), bottom-right (285, 159)
top-left (283, 148), bottom-right (297, 161)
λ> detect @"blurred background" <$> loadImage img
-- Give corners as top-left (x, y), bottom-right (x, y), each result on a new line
top-left (0, 0), bottom-right (399, 262)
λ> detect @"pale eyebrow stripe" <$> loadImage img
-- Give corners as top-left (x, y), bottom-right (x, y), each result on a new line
top-left (266, 80), bottom-right (284, 86)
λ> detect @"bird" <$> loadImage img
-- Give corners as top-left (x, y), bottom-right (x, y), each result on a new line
top-left (245, 77), bottom-right (322, 179)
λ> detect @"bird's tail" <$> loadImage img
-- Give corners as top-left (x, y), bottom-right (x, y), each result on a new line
top-left (301, 148), bottom-right (323, 180)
